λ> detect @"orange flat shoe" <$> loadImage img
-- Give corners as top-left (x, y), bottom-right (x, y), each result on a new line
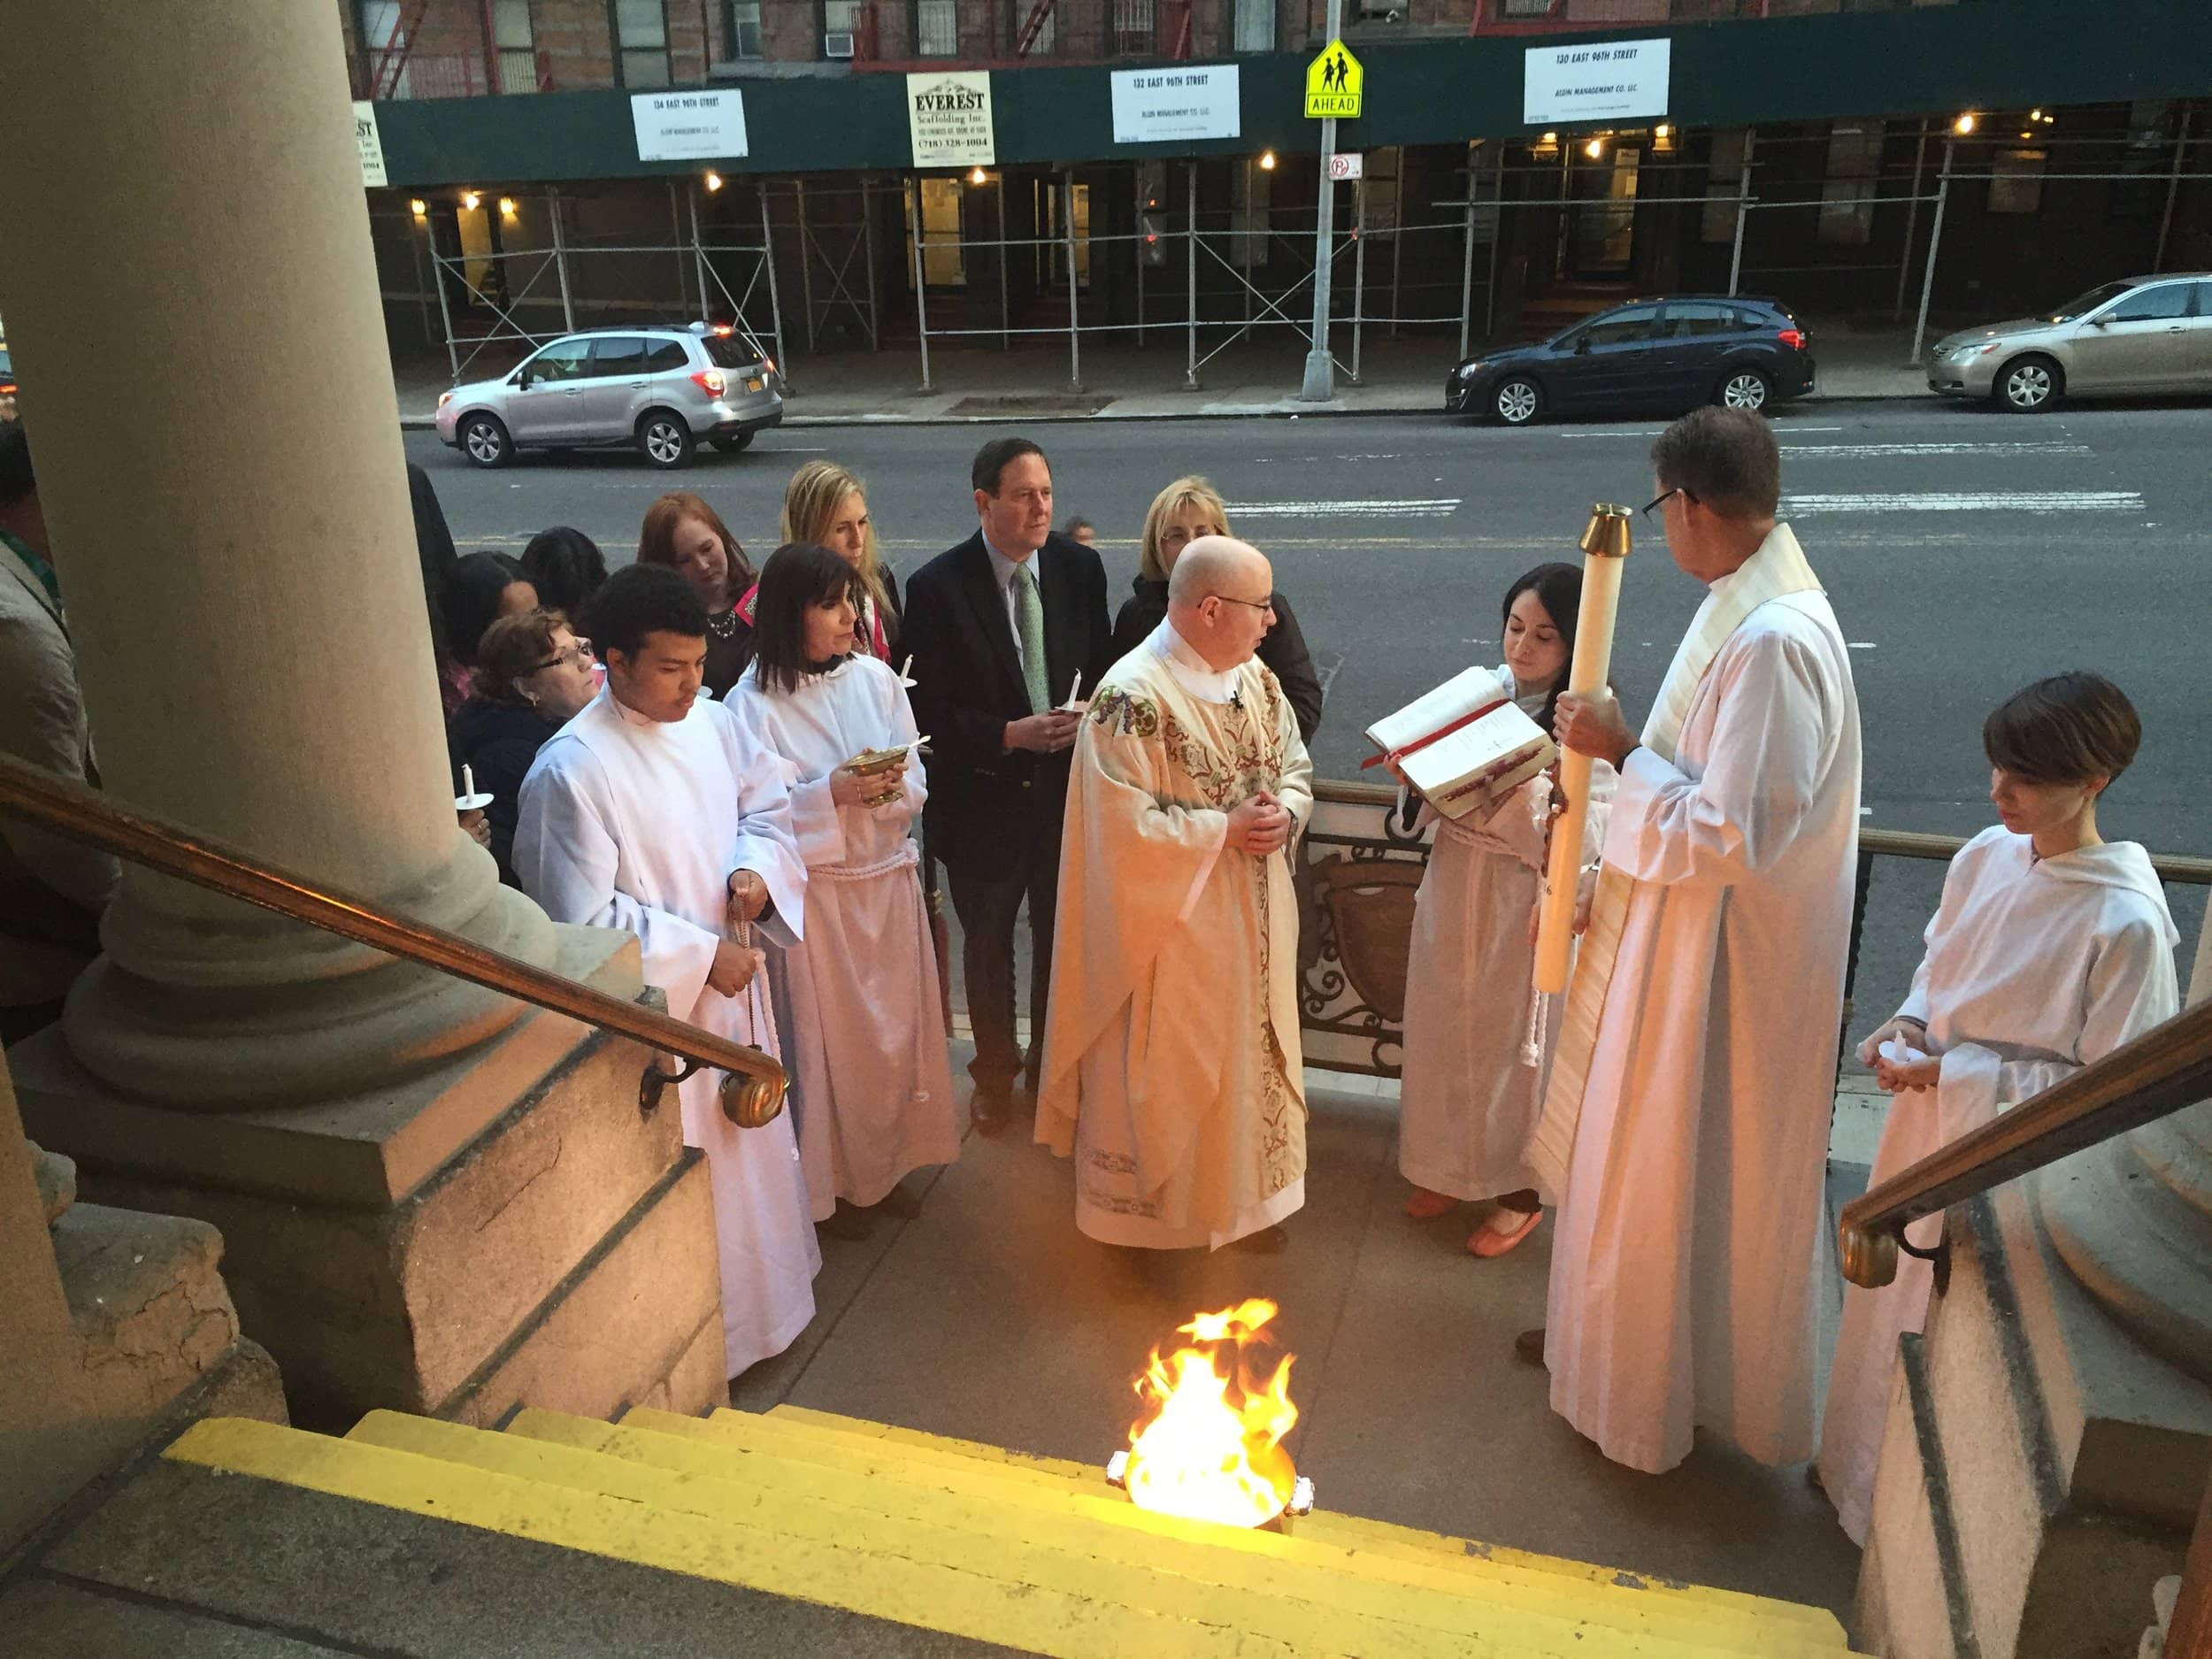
top-left (1404, 1187), bottom-right (1459, 1220)
top-left (1469, 1206), bottom-right (1543, 1258)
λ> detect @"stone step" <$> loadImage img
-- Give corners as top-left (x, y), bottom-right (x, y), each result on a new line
top-left (156, 1413), bottom-right (1864, 1659)
top-left (763, 1401), bottom-right (1846, 1641)
top-left (481, 1406), bottom-right (1849, 1659)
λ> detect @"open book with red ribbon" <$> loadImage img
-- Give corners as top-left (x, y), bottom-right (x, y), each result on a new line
top-left (1363, 666), bottom-right (1559, 821)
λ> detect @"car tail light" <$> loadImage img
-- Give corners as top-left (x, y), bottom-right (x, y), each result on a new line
top-left (692, 368), bottom-right (727, 396)
top-left (711, 323), bottom-right (733, 335)
top-left (1778, 328), bottom-right (1807, 351)
top-left (764, 357), bottom-right (777, 377)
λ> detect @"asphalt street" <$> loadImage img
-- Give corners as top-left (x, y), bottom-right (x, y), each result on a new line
top-left (406, 397), bottom-right (2212, 1018)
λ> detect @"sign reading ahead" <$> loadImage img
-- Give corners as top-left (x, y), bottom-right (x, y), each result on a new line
top-left (1303, 40), bottom-right (1363, 119)
top-left (1110, 64), bottom-right (1241, 145)
top-left (1522, 37), bottom-right (1671, 125)
top-left (907, 71), bottom-right (995, 169)
top-left (352, 102), bottom-right (388, 188)
top-left (631, 89), bottom-right (749, 161)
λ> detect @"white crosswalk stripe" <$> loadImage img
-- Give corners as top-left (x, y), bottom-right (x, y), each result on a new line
top-left (1225, 498), bottom-right (1461, 518)
top-left (1784, 490), bottom-right (2143, 514)
top-left (1781, 442), bottom-right (2092, 458)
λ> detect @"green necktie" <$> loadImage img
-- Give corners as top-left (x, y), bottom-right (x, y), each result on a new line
top-left (1011, 561), bottom-right (1051, 715)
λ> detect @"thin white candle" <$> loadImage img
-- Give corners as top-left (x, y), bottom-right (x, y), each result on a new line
top-left (1064, 671), bottom-right (1083, 708)
top-left (461, 764), bottom-right (476, 801)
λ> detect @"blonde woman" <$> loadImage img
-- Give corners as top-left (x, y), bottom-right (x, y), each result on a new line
top-left (1110, 475), bottom-right (1323, 741)
top-left (776, 459), bottom-right (902, 661)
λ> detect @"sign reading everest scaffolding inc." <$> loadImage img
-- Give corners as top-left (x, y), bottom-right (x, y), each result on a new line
top-left (1110, 65), bottom-right (1240, 145)
top-left (907, 71), bottom-right (995, 169)
top-left (1522, 37), bottom-right (1671, 125)
top-left (352, 102), bottom-right (388, 189)
top-left (631, 89), bottom-right (749, 161)
top-left (1303, 40), bottom-right (1362, 119)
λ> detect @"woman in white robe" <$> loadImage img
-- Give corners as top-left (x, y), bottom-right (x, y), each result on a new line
top-left (1397, 565), bottom-right (1613, 1257)
top-left (726, 541), bottom-right (957, 1239)
top-left (1819, 673), bottom-right (2180, 1545)
top-left (512, 563), bottom-right (818, 1381)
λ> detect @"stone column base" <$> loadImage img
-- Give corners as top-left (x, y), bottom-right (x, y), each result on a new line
top-left (12, 926), bottom-right (728, 1428)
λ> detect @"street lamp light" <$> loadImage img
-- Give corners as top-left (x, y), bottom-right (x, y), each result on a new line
top-left (1953, 112), bottom-right (1978, 135)
top-left (1259, 150), bottom-right (1278, 171)
top-left (704, 171), bottom-right (724, 192)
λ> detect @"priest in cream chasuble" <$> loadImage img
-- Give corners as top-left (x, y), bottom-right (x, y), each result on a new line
top-left (1036, 539), bottom-right (1314, 1250)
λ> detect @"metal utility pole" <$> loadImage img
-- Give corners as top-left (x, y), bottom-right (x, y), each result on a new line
top-left (1300, 0), bottom-right (1344, 402)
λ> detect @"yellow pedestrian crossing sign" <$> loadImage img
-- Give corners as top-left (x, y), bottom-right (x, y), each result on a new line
top-left (1304, 40), bottom-right (1363, 119)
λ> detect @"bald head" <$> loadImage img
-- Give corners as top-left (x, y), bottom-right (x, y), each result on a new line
top-left (1167, 535), bottom-right (1277, 672)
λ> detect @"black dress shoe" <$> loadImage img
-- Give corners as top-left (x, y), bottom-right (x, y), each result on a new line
top-left (872, 1183), bottom-right (924, 1220)
top-left (820, 1200), bottom-right (876, 1242)
top-left (1515, 1327), bottom-right (1548, 1370)
top-left (969, 1090), bottom-right (1014, 1137)
top-left (1230, 1225), bottom-right (1289, 1256)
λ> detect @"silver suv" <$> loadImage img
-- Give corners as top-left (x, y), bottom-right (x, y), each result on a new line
top-left (434, 323), bottom-right (783, 469)
top-left (1927, 273), bottom-right (2212, 412)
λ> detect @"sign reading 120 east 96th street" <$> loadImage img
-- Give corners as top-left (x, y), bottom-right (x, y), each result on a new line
top-left (1522, 37), bottom-right (1671, 125)
top-left (907, 71), bottom-right (995, 169)
top-left (1303, 40), bottom-right (1363, 119)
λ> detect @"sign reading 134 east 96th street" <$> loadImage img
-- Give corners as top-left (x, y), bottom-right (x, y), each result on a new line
top-left (1522, 37), bottom-right (1671, 125)
top-left (631, 89), bottom-right (749, 161)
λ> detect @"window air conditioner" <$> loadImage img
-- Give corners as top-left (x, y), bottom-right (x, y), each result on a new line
top-left (825, 29), bottom-right (856, 56)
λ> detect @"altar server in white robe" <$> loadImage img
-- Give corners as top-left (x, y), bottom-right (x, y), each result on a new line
top-left (1820, 672), bottom-right (2178, 1544)
top-left (1397, 562), bottom-right (1614, 1257)
top-left (726, 542), bottom-right (958, 1238)
top-left (1527, 408), bottom-right (1863, 1475)
top-left (515, 563), bottom-right (818, 1379)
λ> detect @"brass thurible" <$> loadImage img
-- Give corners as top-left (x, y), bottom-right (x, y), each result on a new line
top-left (1579, 503), bottom-right (1633, 560)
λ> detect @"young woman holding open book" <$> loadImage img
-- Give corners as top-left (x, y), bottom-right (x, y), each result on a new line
top-left (726, 543), bottom-right (957, 1242)
top-left (1392, 564), bottom-right (1616, 1258)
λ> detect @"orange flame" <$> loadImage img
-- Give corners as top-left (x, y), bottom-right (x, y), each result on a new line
top-left (1123, 1299), bottom-right (1299, 1528)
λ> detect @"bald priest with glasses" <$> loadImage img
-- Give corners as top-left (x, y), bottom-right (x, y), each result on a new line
top-left (1034, 536), bottom-right (1314, 1267)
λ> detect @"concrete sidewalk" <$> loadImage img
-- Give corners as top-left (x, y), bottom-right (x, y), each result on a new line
top-left (393, 316), bottom-right (1936, 430)
top-left (730, 1040), bottom-right (1876, 1624)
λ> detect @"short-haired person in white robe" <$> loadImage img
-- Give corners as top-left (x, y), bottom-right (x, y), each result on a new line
top-left (726, 542), bottom-right (958, 1240)
top-left (1396, 563), bottom-right (1615, 1258)
top-left (1817, 672), bottom-right (2179, 1545)
top-left (513, 563), bottom-right (818, 1382)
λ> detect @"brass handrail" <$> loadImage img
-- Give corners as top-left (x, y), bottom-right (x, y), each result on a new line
top-left (0, 754), bottom-right (786, 1128)
top-left (1861, 824), bottom-right (2212, 886)
top-left (1838, 999), bottom-right (2212, 1287)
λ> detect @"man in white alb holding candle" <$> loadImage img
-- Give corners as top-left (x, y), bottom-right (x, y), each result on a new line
top-left (1525, 408), bottom-right (1863, 1476)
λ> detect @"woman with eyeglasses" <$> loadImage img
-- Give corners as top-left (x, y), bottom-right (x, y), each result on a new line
top-left (1110, 476), bottom-right (1323, 741)
top-left (725, 543), bottom-right (957, 1240)
top-left (447, 611), bottom-right (600, 887)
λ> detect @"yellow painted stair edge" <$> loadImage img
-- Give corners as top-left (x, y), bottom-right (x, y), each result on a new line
top-left (494, 1409), bottom-right (1856, 1659)
top-left (756, 1402), bottom-right (1848, 1645)
top-left (352, 1410), bottom-right (1793, 1659)
top-left (162, 1417), bottom-right (1329, 1659)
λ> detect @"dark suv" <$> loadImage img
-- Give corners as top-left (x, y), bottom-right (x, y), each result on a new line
top-left (1447, 297), bottom-right (1815, 426)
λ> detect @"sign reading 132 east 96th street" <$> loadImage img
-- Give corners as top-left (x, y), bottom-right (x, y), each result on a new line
top-left (631, 89), bottom-right (749, 161)
top-left (1522, 37), bottom-right (1671, 125)
top-left (1110, 65), bottom-right (1242, 145)
top-left (907, 72), bottom-right (995, 169)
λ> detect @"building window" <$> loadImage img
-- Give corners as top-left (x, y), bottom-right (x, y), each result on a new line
top-left (1988, 149), bottom-right (2047, 216)
top-left (1011, 0), bottom-right (1056, 55)
top-left (915, 0), bottom-right (957, 54)
top-left (1701, 130), bottom-right (1749, 243)
top-left (909, 179), bottom-right (965, 287)
top-left (1232, 0), bottom-right (1273, 51)
top-left (612, 0), bottom-right (671, 86)
top-left (357, 0), bottom-right (412, 96)
top-left (1113, 0), bottom-right (1155, 54)
top-left (727, 0), bottom-right (764, 57)
top-left (1816, 119), bottom-right (1884, 246)
top-left (824, 0), bottom-right (863, 57)
top-left (492, 0), bottom-right (536, 92)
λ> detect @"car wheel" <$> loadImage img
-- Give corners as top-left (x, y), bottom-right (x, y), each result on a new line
top-left (637, 410), bottom-right (695, 469)
top-left (1493, 378), bottom-right (1541, 426)
top-left (458, 413), bottom-right (512, 468)
top-left (1716, 367), bottom-right (1771, 411)
top-left (1995, 355), bottom-right (2062, 413)
top-left (708, 431), bottom-right (755, 454)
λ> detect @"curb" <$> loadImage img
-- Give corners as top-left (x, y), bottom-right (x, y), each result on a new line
top-left (396, 387), bottom-right (1932, 434)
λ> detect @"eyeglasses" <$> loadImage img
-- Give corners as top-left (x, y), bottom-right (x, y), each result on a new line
top-left (1641, 487), bottom-right (1697, 521)
top-left (534, 639), bottom-right (594, 672)
top-left (1207, 594), bottom-right (1275, 615)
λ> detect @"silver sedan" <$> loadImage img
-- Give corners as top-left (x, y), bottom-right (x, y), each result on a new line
top-left (1927, 273), bottom-right (2212, 412)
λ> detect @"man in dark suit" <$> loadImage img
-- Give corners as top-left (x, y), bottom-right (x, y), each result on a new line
top-left (902, 438), bottom-right (1114, 1135)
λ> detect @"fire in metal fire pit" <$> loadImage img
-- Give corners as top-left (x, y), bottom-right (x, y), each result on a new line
top-left (1110, 1299), bottom-right (1310, 1530)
